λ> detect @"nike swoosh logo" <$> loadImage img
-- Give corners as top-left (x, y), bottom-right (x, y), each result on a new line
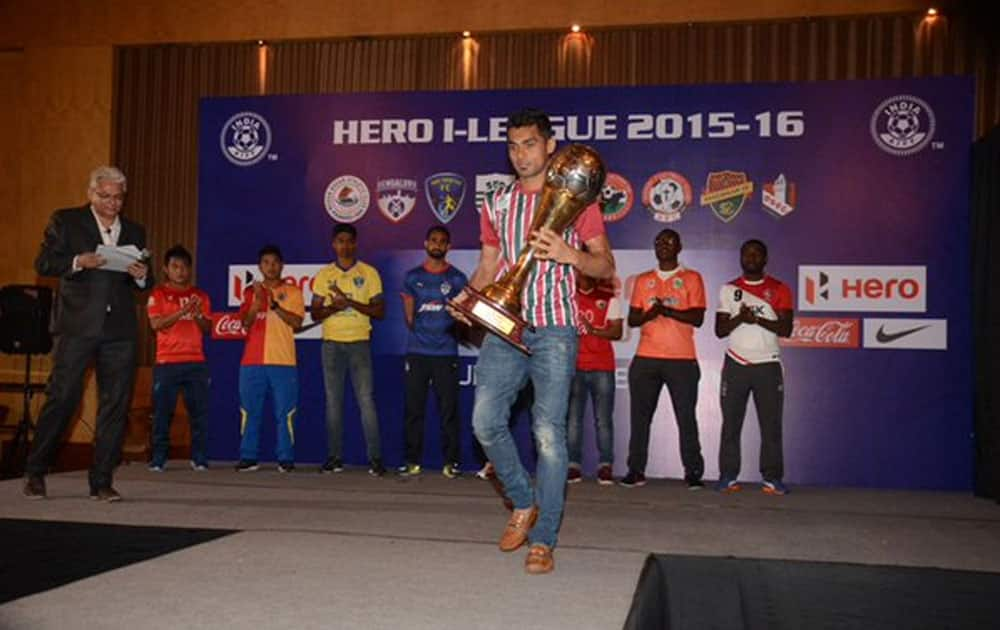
top-left (875, 324), bottom-right (930, 343)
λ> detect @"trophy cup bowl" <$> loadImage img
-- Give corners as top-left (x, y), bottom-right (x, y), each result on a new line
top-left (450, 143), bottom-right (606, 354)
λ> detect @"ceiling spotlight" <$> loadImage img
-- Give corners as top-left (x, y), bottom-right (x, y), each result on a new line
top-left (462, 30), bottom-right (471, 38)
top-left (926, 8), bottom-right (938, 16)
top-left (570, 24), bottom-right (582, 33)
top-left (257, 40), bottom-right (265, 46)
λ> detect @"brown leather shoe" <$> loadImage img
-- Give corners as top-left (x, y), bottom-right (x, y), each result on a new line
top-left (498, 505), bottom-right (538, 552)
top-left (90, 487), bottom-right (123, 503)
top-left (525, 543), bottom-right (554, 575)
top-left (22, 476), bottom-right (46, 500)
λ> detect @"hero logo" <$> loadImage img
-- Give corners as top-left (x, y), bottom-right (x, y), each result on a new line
top-left (798, 266), bottom-right (925, 312)
top-left (227, 264), bottom-right (324, 307)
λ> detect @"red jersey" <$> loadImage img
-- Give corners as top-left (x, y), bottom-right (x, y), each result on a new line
top-left (576, 286), bottom-right (622, 371)
top-left (147, 285), bottom-right (211, 364)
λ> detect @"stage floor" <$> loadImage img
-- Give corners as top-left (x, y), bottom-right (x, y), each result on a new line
top-left (2, 464), bottom-right (999, 629)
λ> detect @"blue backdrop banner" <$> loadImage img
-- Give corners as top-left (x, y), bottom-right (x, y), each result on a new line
top-left (197, 77), bottom-right (974, 489)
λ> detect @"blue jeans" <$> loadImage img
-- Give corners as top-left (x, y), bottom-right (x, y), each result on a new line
top-left (472, 326), bottom-right (578, 549)
top-left (322, 340), bottom-right (381, 461)
top-left (566, 369), bottom-right (615, 466)
top-left (239, 365), bottom-right (298, 462)
top-left (151, 362), bottom-right (210, 467)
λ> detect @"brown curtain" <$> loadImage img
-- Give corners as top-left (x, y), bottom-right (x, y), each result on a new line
top-left (113, 11), bottom-right (999, 365)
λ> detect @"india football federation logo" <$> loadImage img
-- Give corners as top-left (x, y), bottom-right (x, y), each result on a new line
top-left (376, 177), bottom-right (418, 223)
top-left (642, 171), bottom-right (692, 223)
top-left (700, 171), bottom-right (754, 223)
top-left (870, 94), bottom-right (936, 156)
top-left (475, 173), bottom-right (515, 214)
top-left (599, 173), bottom-right (634, 223)
top-left (761, 174), bottom-right (797, 218)
top-left (220, 111), bottom-right (272, 166)
top-left (324, 175), bottom-right (370, 223)
top-left (425, 172), bottom-right (466, 224)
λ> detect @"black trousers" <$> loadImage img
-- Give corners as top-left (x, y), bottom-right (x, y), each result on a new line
top-left (627, 356), bottom-right (704, 479)
top-left (403, 354), bottom-right (460, 465)
top-left (718, 356), bottom-right (785, 481)
top-left (26, 332), bottom-right (136, 491)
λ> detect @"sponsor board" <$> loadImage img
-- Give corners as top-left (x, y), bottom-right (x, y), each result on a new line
top-left (211, 311), bottom-right (323, 340)
top-left (780, 317), bottom-right (860, 348)
top-left (227, 264), bottom-right (324, 307)
top-left (863, 318), bottom-right (947, 350)
top-left (799, 265), bottom-right (926, 312)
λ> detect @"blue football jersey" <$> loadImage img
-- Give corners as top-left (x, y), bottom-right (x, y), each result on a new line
top-left (403, 263), bottom-right (468, 356)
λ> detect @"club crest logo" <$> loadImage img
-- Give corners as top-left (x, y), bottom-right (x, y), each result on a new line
top-left (475, 173), bottom-right (515, 214)
top-left (762, 174), bottom-right (797, 218)
top-left (425, 172), bottom-right (466, 224)
top-left (220, 112), bottom-right (272, 167)
top-left (642, 171), bottom-right (692, 223)
top-left (440, 281), bottom-right (452, 295)
top-left (376, 177), bottom-right (418, 223)
top-left (599, 173), bottom-right (634, 223)
top-left (700, 171), bottom-right (754, 223)
top-left (870, 95), bottom-right (936, 156)
top-left (324, 175), bottom-right (370, 223)
top-left (353, 276), bottom-right (365, 288)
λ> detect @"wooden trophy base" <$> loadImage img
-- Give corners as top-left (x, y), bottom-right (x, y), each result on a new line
top-left (449, 286), bottom-right (533, 355)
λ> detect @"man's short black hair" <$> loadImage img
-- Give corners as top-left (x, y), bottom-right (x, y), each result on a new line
top-left (258, 244), bottom-right (283, 262)
top-left (332, 223), bottom-right (357, 239)
top-left (655, 228), bottom-right (680, 244)
top-left (507, 108), bottom-right (554, 139)
top-left (163, 244), bottom-right (192, 267)
top-left (426, 225), bottom-right (450, 242)
top-left (741, 239), bottom-right (768, 258)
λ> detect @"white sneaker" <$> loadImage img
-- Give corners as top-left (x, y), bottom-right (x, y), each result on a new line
top-left (475, 462), bottom-right (494, 480)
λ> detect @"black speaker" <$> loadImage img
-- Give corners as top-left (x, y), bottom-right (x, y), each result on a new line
top-left (0, 285), bottom-right (53, 355)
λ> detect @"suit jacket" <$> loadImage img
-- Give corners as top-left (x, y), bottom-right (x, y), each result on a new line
top-left (34, 204), bottom-right (151, 338)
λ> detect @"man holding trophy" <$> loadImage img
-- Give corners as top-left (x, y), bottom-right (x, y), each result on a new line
top-left (450, 108), bottom-right (614, 574)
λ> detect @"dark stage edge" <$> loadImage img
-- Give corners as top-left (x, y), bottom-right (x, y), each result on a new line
top-left (0, 518), bottom-right (236, 604)
top-left (624, 553), bottom-right (1000, 630)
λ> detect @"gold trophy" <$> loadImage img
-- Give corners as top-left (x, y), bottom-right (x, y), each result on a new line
top-left (450, 143), bottom-right (606, 354)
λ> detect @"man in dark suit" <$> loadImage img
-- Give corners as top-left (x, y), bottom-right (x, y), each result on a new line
top-left (23, 166), bottom-right (150, 502)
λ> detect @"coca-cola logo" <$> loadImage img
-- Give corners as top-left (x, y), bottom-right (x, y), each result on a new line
top-left (211, 312), bottom-right (247, 340)
top-left (781, 317), bottom-right (860, 348)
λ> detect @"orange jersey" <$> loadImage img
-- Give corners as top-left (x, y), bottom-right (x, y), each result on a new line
top-left (239, 283), bottom-right (305, 366)
top-left (630, 267), bottom-right (706, 360)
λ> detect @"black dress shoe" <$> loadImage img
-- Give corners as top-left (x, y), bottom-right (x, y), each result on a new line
top-left (23, 476), bottom-right (46, 500)
top-left (90, 487), bottom-right (123, 502)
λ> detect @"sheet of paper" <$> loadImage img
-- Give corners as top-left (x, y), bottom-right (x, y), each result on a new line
top-left (96, 244), bottom-right (145, 273)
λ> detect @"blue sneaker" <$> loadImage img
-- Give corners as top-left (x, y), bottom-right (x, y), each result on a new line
top-left (716, 477), bottom-right (741, 493)
top-left (761, 479), bottom-right (789, 495)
